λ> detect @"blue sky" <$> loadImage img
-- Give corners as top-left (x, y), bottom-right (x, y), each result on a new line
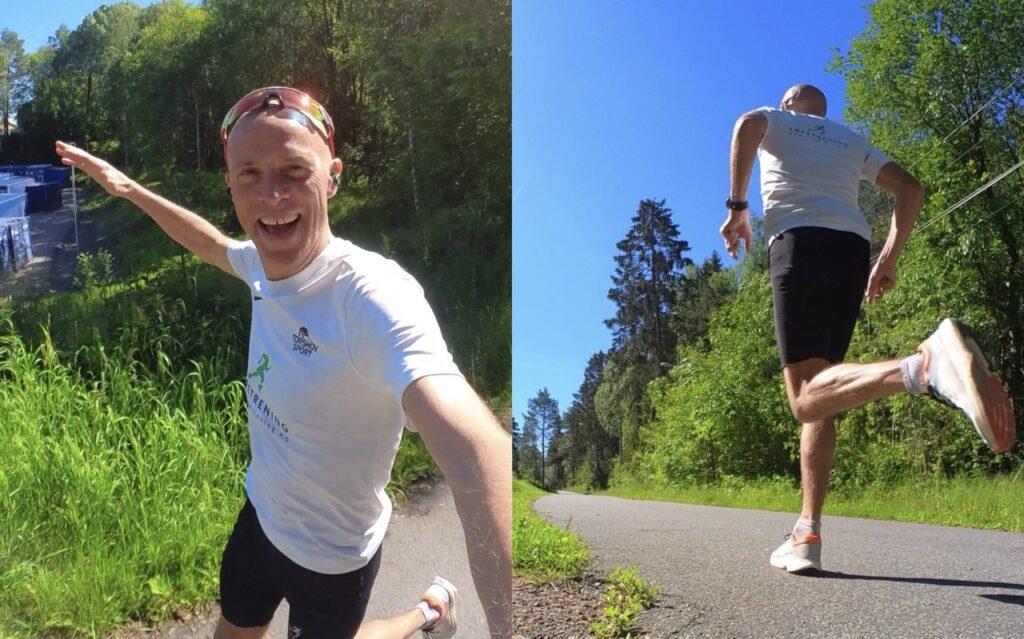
top-left (513, 1), bottom-right (872, 424)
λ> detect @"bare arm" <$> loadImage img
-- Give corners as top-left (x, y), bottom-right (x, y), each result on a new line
top-left (865, 161), bottom-right (925, 301)
top-left (402, 375), bottom-right (512, 639)
top-left (720, 111), bottom-right (766, 258)
top-left (729, 110), bottom-right (767, 201)
top-left (54, 141), bottom-right (236, 277)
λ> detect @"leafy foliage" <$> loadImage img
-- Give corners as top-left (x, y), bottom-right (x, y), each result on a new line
top-left (588, 566), bottom-right (660, 639)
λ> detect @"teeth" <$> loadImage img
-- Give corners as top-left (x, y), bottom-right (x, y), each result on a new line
top-left (260, 213), bottom-right (300, 226)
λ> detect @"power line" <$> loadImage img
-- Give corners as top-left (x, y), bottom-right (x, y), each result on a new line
top-left (913, 157), bottom-right (1024, 236)
top-left (907, 66), bottom-right (1024, 171)
top-left (871, 156), bottom-right (1024, 262)
top-left (895, 189), bottom-right (1024, 271)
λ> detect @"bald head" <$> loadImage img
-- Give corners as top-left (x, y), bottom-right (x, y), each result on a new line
top-left (780, 84), bottom-right (827, 117)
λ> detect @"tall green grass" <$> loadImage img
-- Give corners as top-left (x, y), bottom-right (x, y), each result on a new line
top-left (0, 312), bottom-right (247, 637)
top-left (512, 479), bottom-right (590, 582)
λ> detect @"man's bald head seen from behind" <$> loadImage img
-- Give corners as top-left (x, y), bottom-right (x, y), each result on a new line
top-left (780, 84), bottom-right (827, 117)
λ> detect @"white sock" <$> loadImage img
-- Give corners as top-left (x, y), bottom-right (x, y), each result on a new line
top-left (793, 516), bottom-right (820, 537)
top-left (417, 601), bottom-right (440, 628)
top-left (901, 352), bottom-right (927, 394)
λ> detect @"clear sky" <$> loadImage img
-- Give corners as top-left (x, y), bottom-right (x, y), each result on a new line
top-left (513, 1), bottom-right (873, 425)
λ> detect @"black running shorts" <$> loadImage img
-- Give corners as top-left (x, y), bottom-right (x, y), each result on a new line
top-left (768, 226), bottom-right (870, 366)
top-left (219, 498), bottom-right (381, 639)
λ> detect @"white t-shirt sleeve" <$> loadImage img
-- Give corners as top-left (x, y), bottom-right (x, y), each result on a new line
top-left (226, 240), bottom-right (259, 282)
top-left (344, 269), bottom-right (463, 407)
top-left (754, 106), bottom-right (778, 141)
top-left (860, 145), bottom-right (892, 182)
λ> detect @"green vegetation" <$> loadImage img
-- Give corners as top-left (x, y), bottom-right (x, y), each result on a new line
top-left (515, 0), bottom-right (1023, 521)
top-left (1, 1), bottom-right (508, 635)
top-left (512, 479), bottom-right (590, 582)
top-left (589, 566), bottom-right (661, 639)
top-left (584, 472), bottom-right (1024, 533)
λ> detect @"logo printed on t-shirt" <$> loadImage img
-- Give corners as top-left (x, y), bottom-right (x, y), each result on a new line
top-left (247, 352), bottom-right (271, 391)
top-left (786, 124), bottom-right (849, 149)
top-left (292, 326), bottom-right (319, 357)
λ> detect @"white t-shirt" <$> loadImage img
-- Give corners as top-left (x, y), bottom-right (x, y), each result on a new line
top-left (755, 107), bottom-right (891, 242)
top-left (226, 236), bottom-right (462, 574)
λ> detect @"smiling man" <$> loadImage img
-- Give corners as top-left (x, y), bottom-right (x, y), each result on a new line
top-left (55, 86), bottom-right (510, 639)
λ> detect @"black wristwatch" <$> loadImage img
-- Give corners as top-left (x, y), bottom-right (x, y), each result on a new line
top-left (725, 198), bottom-right (749, 211)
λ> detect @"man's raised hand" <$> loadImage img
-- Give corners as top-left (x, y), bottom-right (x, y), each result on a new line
top-left (55, 141), bottom-right (134, 198)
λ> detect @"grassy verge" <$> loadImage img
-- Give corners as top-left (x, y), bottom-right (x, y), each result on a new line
top-left (599, 472), bottom-right (1024, 532)
top-left (512, 479), bottom-right (590, 582)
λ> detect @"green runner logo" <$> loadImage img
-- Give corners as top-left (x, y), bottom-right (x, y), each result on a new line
top-left (248, 353), bottom-right (271, 391)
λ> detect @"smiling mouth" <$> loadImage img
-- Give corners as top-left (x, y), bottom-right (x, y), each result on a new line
top-left (258, 213), bottom-right (301, 237)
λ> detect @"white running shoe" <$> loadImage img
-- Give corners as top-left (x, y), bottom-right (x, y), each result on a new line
top-left (421, 576), bottom-right (458, 638)
top-left (919, 319), bottom-right (1016, 453)
top-left (770, 532), bottom-right (822, 573)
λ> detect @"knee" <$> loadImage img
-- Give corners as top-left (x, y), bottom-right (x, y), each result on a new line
top-left (788, 394), bottom-right (814, 424)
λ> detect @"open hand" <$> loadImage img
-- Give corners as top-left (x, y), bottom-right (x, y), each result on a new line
top-left (719, 209), bottom-right (753, 259)
top-left (54, 141), bottom-right (135, 198)
top-left (865, 256), bottom-right (897, 302)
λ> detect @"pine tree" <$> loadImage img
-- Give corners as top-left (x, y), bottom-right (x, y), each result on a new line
top-left (606, 198), bottom-right (692, 371)
top-left (562, 351), bottom-right (615, 488)
top-left (522, 388), bottom-right (560, 488)
top-left (511, 416), bottom-right (522, 478)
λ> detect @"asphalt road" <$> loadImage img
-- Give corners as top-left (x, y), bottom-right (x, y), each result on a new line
top-left (145, 481), bottom-right (488, 638)
top-left (534, 492), bottom-right (1024, 639)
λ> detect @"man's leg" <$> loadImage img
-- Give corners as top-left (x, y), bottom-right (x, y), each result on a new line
top-left (214, 617), bottom-right (271, 639)
top-left (800, 416), bottom-right (836, 523)
top-left (354, 576), bottom-right (457, 639)
top-left (354, 609), bottom-right (430, 639)
top-left (782, 356), bottom-right (906, 426)
top-left (771, 355), bottom-right (904, 573)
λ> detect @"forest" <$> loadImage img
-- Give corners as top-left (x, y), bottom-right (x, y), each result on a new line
top-left (515, 0), bottom-right (1024, 494)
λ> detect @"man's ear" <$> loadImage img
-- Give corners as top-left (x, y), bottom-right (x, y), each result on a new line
top-left (224, 171), bottom-right (232, 197)
top-left (328, 157), bottom-right (344, 197)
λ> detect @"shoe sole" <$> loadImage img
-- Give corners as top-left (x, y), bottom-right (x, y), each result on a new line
top-left (427, 576), bottom-right (458, 637)
top-left (932, 319), bottom-right (1001, 451)
top-left (770, 554), bottom-right (821, 573)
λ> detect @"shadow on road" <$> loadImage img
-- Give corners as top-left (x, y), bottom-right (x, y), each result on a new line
top-left (806, 570), bottom-right (1024, 591)
top-left (978, 594), bottom-right (1024, 606)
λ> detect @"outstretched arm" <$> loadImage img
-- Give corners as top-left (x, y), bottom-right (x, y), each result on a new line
top-left (865, 161), bottom-right (924, 302)
top-left (54, 141), bottom-right (236, 277)
top-left (721, 111), bottom-right (766, 258)
top-left (402, 375), bottom-right (512, 639)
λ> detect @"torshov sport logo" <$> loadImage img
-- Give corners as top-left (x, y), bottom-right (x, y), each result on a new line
top-left (292, 326), bottom-right (319, 357)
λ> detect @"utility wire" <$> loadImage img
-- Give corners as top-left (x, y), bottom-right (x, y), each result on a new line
top-left (906, 66), bottom-right (1024, 172)
top-left (867, 68), bottom-right (1024, 262)
top-left (871, 156), bottom-right (1024, 263)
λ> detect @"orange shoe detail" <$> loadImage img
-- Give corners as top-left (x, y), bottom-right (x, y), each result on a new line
top-left (790, 533), bottom-right (821, 546)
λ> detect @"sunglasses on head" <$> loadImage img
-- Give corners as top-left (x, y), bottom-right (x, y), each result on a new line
top-left (220, 86), bottom-right (335, 165)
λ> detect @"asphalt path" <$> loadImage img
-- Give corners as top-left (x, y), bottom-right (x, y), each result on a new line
top-left (534, 492), bottom-right (1024, 639)
top-left (143, 481), bottom-right (487, 638)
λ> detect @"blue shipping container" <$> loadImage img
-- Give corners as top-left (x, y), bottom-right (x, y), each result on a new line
top-left (26, 183), bottom-right (62, 213)
top-left (43, 167), bottom-right (71, 187)
top-left (0, 193), bottom-right (27, 217)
